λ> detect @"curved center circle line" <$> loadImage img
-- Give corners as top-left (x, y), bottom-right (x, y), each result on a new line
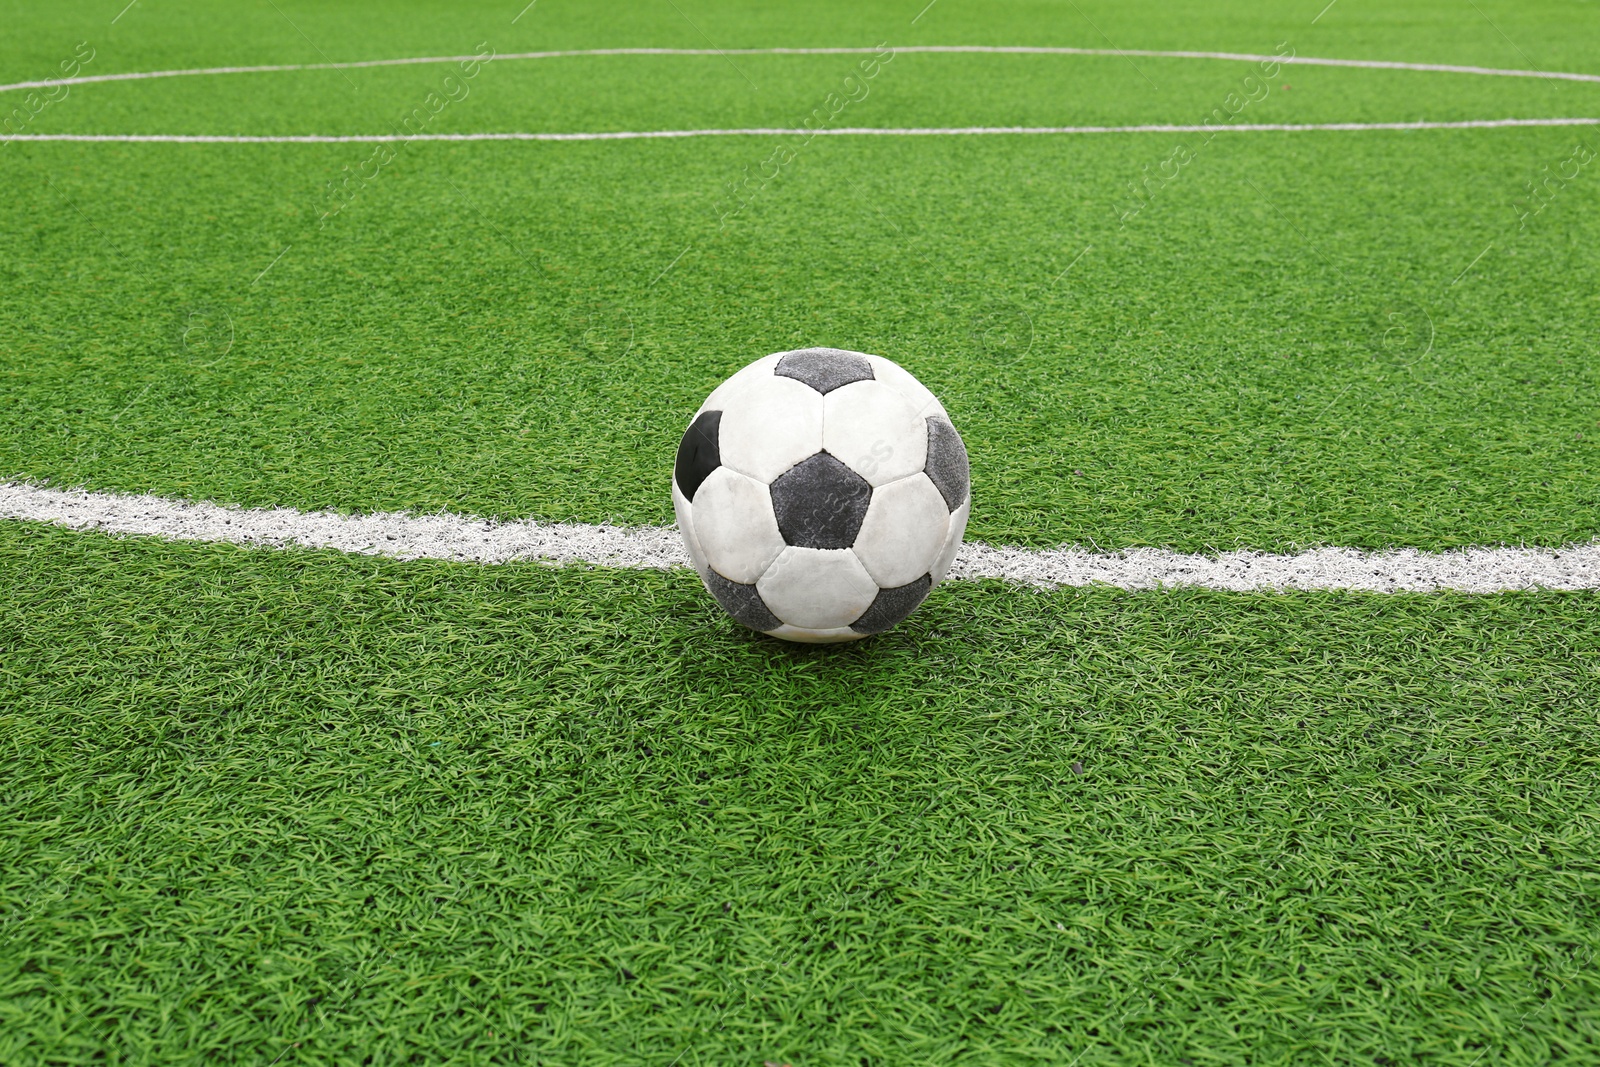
top-left (2, 44), bottom-right (1599, 97)
top-left (5, 118), bottom-right (1598, 143)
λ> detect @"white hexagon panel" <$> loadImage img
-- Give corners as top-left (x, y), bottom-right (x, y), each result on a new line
top-left (673, 347), bottom-right (970, 642)
top-left (864, 353), bottom-right (947, 421)
top-left (715, 373), bottom-right (825, 484)
top-left (757, 546), bottom-right (879, 630)
top-left (852, 473), bottom-right (951, 590)
top-left (688, 466), bottom-right (786, 584)
top-left (821, 380), bottom-right (927, 488)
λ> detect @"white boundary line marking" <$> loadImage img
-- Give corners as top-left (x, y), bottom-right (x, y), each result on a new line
top-left (3, 44), bottom-right (1599, 98)
top-left (6, 118), bottom-right (1597, 143)
top-left (4, 483), bottom-right (1599, 593)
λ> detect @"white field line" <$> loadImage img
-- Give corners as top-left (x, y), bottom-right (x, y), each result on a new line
top-left (6, 118), bottom-right (1599, 143)
top-left (4, 483), bottom-right (1599, 593)
top-left (3, 45), bottom-right (1600, 98)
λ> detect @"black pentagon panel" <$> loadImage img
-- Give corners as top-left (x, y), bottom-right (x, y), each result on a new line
top-left (704, 569), bottom-right (782, 632)
top-left (850, 574), bottom-right (932, 634)
top-left (774, 348), bottom-right (875, 395)
top-left (769, 452), bottom-right (872, 549)
top-left (923, 415), bottom-right (970, 511)
top-left (674, 410), bottom-right (722, 502)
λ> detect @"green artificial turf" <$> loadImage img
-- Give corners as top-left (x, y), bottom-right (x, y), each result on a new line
top-left (6, 3), bottom-right (1600, 1064)
top-left (2, 0), bottom-right (1598, 550)
top-left (2, 523), bottom-right (1599, 1065)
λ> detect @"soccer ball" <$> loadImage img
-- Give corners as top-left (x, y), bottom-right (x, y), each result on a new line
top-left (673, 347), bottom-right (970, 643)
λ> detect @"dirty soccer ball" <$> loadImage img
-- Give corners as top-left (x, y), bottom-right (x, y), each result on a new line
top-left (673, 347), bottom-right (971, 643)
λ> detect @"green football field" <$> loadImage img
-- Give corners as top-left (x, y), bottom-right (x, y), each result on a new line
top-left (3, 0), bottom-right (1599, 1063)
